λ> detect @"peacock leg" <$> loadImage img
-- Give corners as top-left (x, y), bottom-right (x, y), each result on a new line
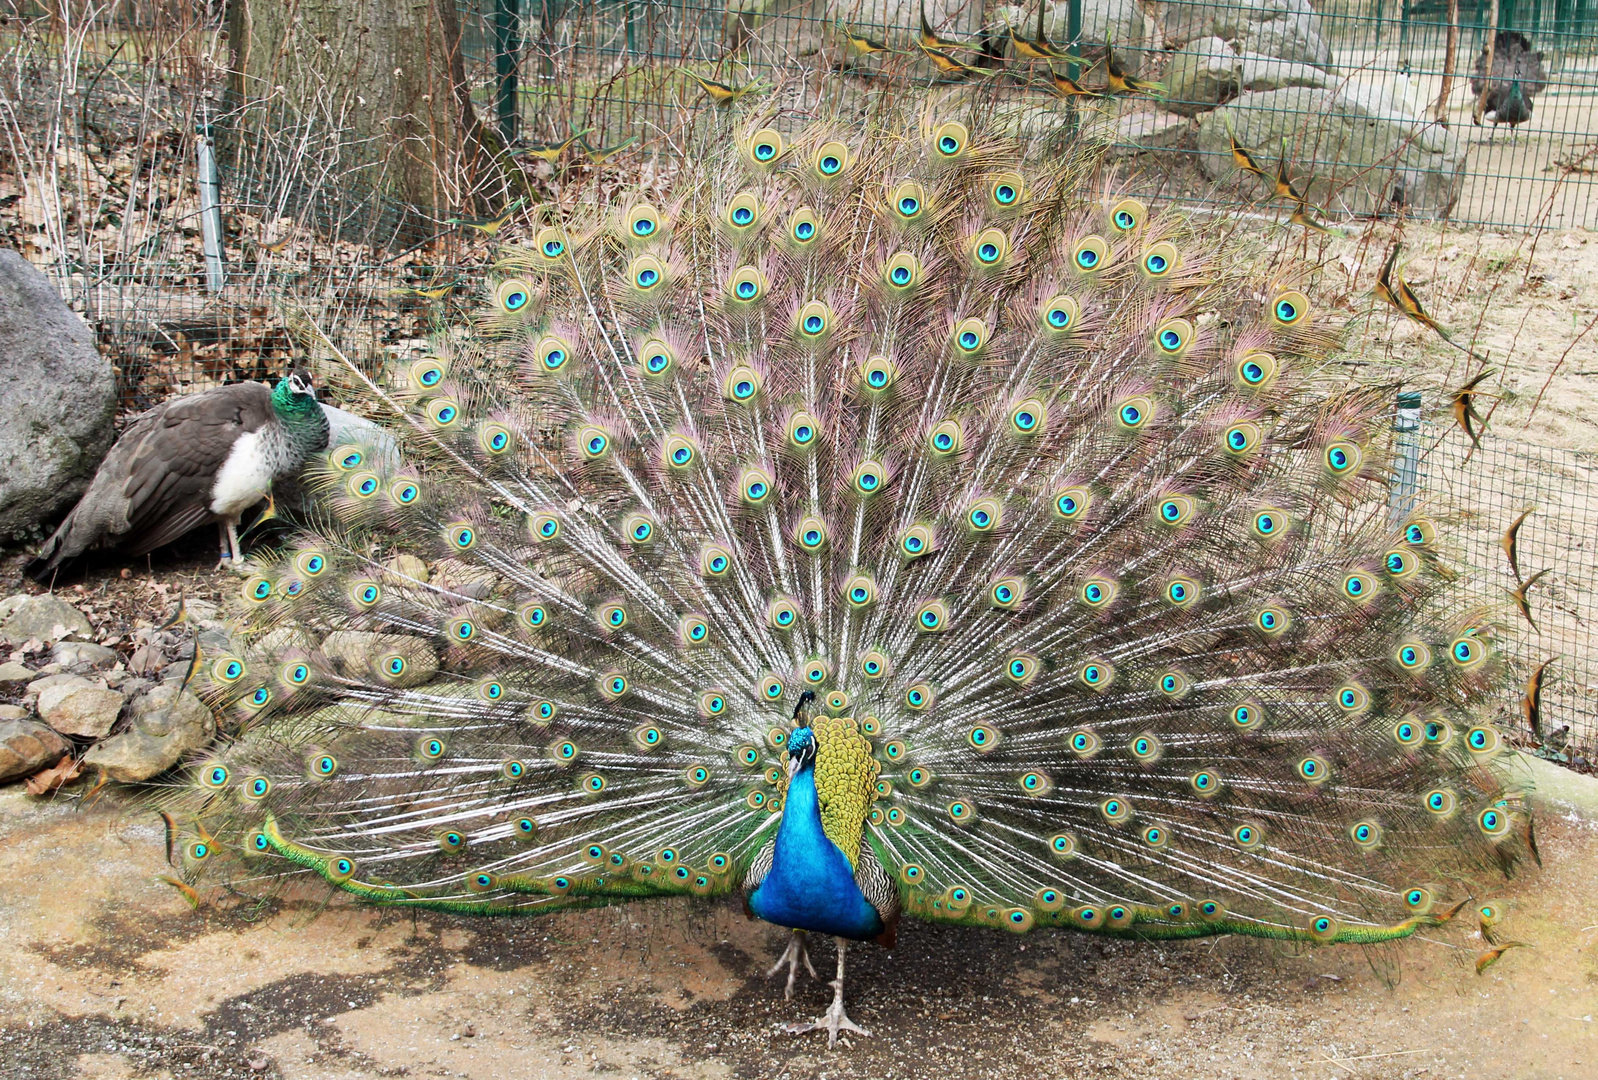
top-left (782, 936), bottom-right (870, 1048)
top-left (766, 928), bottom-right (817, 1000)
top-left (216, 521), bottom-right (232, 567)
top-left (224, 520), bottom-right (250, 572)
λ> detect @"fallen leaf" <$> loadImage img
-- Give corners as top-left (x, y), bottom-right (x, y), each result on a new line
top-left (26, 754), bottom-right (85, 795)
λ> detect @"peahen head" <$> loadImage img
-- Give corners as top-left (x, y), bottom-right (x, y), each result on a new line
top-left (272, 371), bottom-right (319, 416)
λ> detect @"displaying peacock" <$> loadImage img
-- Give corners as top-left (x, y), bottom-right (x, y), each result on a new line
top-left (164, 110), bottom-right (1525, 1047)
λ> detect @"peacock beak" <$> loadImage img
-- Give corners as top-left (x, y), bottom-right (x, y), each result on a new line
top-left (786, 754), bottom-right (800, 781)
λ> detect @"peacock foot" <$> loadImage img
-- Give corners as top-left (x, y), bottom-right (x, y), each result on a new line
top-left (782, 993), bottom-right (871, 1049)
top-left (766, 928), bottom-right (817, 1000)
top-left (781, 937), bottom-right (870, 1049)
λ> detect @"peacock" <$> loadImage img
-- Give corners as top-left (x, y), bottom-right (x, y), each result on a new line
top-left (1472, 30), bottom-right (1547, 136)
top-left (163, 110), bottom-right (1525, 1047)
top-left (28, 372), bottom-right (328, 579)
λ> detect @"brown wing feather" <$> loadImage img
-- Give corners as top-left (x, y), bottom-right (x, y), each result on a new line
top-left (117, 382), bottom-right (276, 553)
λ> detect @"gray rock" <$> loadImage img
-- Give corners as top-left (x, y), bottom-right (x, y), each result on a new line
top-left (1102, 109), bottom-right (1199, 155)
top-left (1163, 0), bottom-right (1330, 71)
top-left (37, 676), bottom-right (123, 738)
top-left (1164, 36), bottom-right (1241, 115)
top-left (25, 671), bottom-right (87, 698)
top-left (1248, 11), bottom-right (1331, 71)
top-left (0, 594), bottom-right (93, 643)
top-left (51, 640), bottom-right (119, 670)
top-left (83, 682), bottom-right (214, 783)
top-left (1239, 53), bottom-right (1333, 93)
top-left (0, 718), bottom-right (71, 782)
top-left (0, 250), bottom-right (116, 535)
top-left (1198, 86), bottom-right (1465, 216)
top-left (197, 628), bottom-right (234, 655)
top-left (321, 630), bottom-right (440, 688)
top-left (0, 661), bottom-right (34, 684)
top-left (0, 704), bottom-right (27, 720)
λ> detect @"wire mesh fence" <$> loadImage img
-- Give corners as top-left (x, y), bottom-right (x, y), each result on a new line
top-left (2, 3), bottom-right (1596, 762)
top-left (484, 0), bottom-right (1598, 231)
top-left (1425, 425), bottom-right (1598, 765)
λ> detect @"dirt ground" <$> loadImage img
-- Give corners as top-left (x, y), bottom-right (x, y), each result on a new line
top-left (0, 756), bottom-right (1592, 1080)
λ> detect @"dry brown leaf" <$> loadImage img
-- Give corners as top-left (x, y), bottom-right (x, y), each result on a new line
top-left (25, 754), bottom-right (85, 795)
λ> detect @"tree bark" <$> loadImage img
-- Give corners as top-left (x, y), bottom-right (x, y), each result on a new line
top-left (222, 0), bottom-right (511, 243)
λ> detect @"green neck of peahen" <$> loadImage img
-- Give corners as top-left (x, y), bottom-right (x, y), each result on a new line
top-left (271, 376), bottom-right (329, 457)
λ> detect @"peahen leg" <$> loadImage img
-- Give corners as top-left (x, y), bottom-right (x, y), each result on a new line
top-left (782, 937), bottom-right (870, 1048)
top-left (224, 520), bottom-right (250, 573)
top-left (766, 928), bottom-right (817, 1000)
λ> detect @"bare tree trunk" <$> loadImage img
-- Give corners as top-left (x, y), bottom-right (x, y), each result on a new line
top-left (1434, 0), bottom-right (1459, 127)
top-left (222, 0), bottom-right (513, 241)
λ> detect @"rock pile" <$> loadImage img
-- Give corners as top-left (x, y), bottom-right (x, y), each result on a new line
top-left (0, 591), bottom-right (221, 788)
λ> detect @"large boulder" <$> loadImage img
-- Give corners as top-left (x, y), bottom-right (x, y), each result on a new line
top-left (0, 250), bottom-right (116, 536)
top-left (1164, 0), bottom-right (1331, 72)
top-left (1164, 36), bottom-right (1242, 115)
top-left (1198, 85), bottom-right (1466, 216)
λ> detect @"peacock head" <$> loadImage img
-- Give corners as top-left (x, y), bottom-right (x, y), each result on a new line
top-left (272, 371), bottom-right (319, 416)
top-left (786, 726), bottom-right (816, 779)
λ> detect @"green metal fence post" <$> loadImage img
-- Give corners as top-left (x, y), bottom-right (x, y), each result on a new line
top-left (496, 0), bottom-right (522, 144)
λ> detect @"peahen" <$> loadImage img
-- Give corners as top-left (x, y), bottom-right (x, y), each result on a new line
top-left (166, 113), bottom-right (1524, 1047)
top-left (1472, 30), bottom-right (1546, 135)
top-left (27, 372), bottom-right (328, 579)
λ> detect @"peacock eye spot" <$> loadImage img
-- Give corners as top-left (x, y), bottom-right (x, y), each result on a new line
top-left (545, 349), bottom-right (566, 368)
top-left (795, 221), bottom-right (815, 240)
top-left (959, 331), bottom-right (979, 349)
top-left (733, 207), bottom-right (753, 225)
top-left (253, 582), bottom-right (271, 599)
top-left (543, 239), bottom-right (564, 256)
top-left (1243, 362), bottom-right (1264, 382)
top-left (648, 353), bottom-right (667, 371)
top-left (1159, 329), bottom-right (1181, 350)
top-left (1048, 308), bottom-right (1070, 328)
top-left (1121, 404), bottom-right (1142, 424)
top-left (996, 184), bottom-right (1016, 204)
top-left (1276, 299), bottom-right (1298, 321)
top-left (1077, 249), bottom-right (1098, 268)
top-left (634, 219), bottom-right (654, 235)
top-left (637, 268), bottom-right (658, 287)
top-left (939, 135), bottom-right (959, 154)
top-left (735, 379), bottom-right (754, 397)
top-left (891, 266), bottom-right (911, 285)
top-left (1147, 254), bottom-right (1167, 273)
top-left (588, 436), bottom-right (605, 454)
top-left (755, 142), bottom-right (775, 160)
top-left (821, 155), bottom-right (841, 174)
top-left (979, 243), bottom-right (999, 262)
top-left (899, 196), bottom-right (919, 215)
top-left (795, 425), bottom-right (813, 442)
top-left (1115, 210), bottom-right (1135, 229)
top-left (803, 316), bottom-right (823, 334)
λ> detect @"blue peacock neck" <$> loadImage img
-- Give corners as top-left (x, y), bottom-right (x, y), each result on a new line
top-left (747, 731), bottom-right (884, 941)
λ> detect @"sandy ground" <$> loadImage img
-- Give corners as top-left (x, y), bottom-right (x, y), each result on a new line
top-left (0, 756), bottom-right (1593, 1080)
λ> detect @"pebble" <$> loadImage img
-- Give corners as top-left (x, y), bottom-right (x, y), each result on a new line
top-left (0, 661), bottom-right (33, 684)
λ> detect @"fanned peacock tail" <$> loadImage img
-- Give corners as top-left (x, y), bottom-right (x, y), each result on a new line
top-left (166, 108), bottom-right (1525, 949)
